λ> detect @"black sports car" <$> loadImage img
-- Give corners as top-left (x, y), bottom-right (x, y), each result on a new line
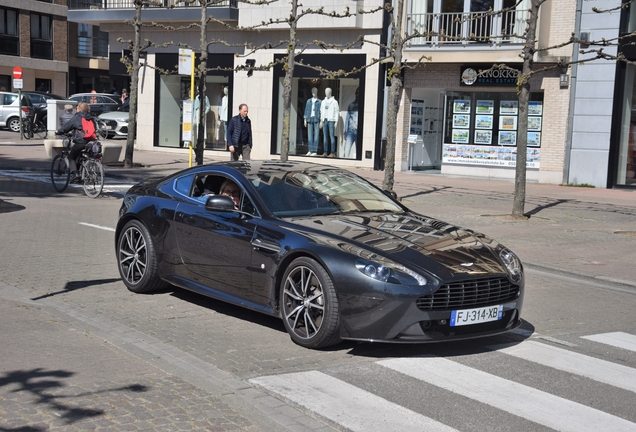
top-left (116, 161), bottom-right (524, 349)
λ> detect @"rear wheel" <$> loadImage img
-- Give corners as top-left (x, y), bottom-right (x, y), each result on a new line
top-left (23, 119), bottom-right (33, 139)
top-left (280, 257), bottom-right (341, 349)
top-left (50, 154), bottom-right (70, 192)
top-left (116, 220), bottom-right (168, 293)
top-left (82, 159), bottom-right (104, 198)
top-left (8, 117), bottom-right (21, 133)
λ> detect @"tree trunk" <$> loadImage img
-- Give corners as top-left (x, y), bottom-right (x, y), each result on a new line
top-left (195, 1), bottom-right (208, 165)
top-left (279, 0), bottom-right (298, 162)
top-left (382, 0), bottom-right (404, 192)
top-left (512, 0), bottom-right (542, 218)
top-left (124, 0), bottom-right (142, 168)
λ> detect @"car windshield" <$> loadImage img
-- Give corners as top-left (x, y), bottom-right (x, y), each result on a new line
top-left (250, 169), bottom-right (403, 217)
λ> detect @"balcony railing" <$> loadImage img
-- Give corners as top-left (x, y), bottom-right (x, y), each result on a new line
top-left (68, 0), bottom-right (237, 10)
top-left (406, 9), bottom-right (528, 47)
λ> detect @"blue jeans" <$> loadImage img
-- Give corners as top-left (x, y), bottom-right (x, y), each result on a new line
top-left (322, 121), bottom-right (336, 155)
top-left (344, 130), bottom-right (357, 159)
top-left (307, 121), bottom-right (319, 152)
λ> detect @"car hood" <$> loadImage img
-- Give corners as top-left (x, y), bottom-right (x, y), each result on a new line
top-left (99, 111), bottom-right (128, 121)
top-left (288, 212), bottom-right (508, 279)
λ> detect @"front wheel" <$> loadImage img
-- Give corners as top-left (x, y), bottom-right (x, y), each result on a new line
top-left (50, 154), bottom-right (70, 192)
top-left (96, 120), bottom-right (109, 141)
top-left (116, 220), bottom-right (168, 293)
top-left (280, 257), bottom-right (341, 349)
top-left (33, 120), bottom-right (47, 140)
top-left (82, 159), bottom-right (104, 198)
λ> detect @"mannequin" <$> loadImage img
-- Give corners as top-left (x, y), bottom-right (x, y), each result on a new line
top-left (193, 93), bottom-right (211, 144)
top-left (343, 87), bottom-right (359, 159)
top-left (216, 87), bottom-right (228, 144)
top-left (220, 86), bottom-right (228, 123)
top-left (320, 87), bottom-right (339, 157)
top-left (303, 87), bottom-right (321, 156)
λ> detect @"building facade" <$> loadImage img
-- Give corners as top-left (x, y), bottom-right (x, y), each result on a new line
top-left (0, 0), bottom-right (68, 95)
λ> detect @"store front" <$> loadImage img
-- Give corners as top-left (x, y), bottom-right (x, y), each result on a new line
top-left (403, 63), bottom-right (558, 181)
top-left (271, 54), bottom-right (366, 160)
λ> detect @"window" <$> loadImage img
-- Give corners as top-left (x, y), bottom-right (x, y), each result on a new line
top-left (78, 24), bottom-right (109, 58)
top-left (31, 13), bottom-right (52, 59)
top-left (409, 0), bottom-right (528, 44)
top-left (0, 7), bottom-right (19, 56)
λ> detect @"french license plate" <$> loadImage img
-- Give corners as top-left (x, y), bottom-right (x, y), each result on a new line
top-left (450, 305), bottom-right (503, 327)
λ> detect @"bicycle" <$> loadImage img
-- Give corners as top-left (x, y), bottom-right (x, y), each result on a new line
top-left (23, 112), bottom-right (47, 140)
top-left (50, 135), bottom-right (105, 198)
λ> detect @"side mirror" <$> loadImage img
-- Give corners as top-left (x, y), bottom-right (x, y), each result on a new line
top-left (205, 195), bottom-right (236, 211)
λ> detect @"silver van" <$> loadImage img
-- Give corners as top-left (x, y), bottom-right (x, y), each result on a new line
top-left (0, 92), bottom-right (34, 133)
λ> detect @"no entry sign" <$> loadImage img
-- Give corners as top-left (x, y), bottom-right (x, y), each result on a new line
top-left (13, 66), bottom-right (22, 79)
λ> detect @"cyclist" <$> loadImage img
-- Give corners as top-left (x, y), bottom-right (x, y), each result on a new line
top-left (56, 102), bottom-right (97, 180)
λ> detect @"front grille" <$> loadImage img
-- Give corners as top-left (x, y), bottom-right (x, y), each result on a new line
top-left (417, 277), bottom-right (519, 311)
top-left (105, 120), bottom-right (117, 128)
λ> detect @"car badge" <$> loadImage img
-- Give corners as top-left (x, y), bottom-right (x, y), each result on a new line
top-left (460, 262), bottom-right (474, 267)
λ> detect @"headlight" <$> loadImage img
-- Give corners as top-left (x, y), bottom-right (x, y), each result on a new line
top-left (355, 259), bottom-right (430, 286)
top-left (499, 248), bottom-right (523, 282)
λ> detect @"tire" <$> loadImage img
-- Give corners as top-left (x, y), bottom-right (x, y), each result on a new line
top-left (8, 117), bottom-right (21, 133)
top-left (116, 219), bottom-right (168, 293)
top-left (33, 120), bottom-right (47, 140)
top-left (280, 257), bottom-right (341, 349)
top-left (50, 154), bottom-right (70, 192)
top-left (82, 159), bottom-right (104, 198)
top-left (96, 120), bottom-right (109, 141)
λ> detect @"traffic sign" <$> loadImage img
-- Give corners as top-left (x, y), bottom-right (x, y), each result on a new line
top-left (13, 79), bottom-right (23, 89)
top-left (13, 66), bottom-right (22, 79)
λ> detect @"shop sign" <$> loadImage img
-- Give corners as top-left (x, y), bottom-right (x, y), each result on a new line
top-left (442, 144), bottom-right (540, 168)
top-left (460, 65), bottom-right (522, 87)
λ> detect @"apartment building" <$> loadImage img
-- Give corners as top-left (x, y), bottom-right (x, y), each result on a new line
top-left (0, 0), bottom-right (68, 95)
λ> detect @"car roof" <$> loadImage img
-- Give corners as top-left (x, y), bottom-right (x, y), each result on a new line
top-left (70, 93), bottom-right (119, 97)
top-left (23, 91), bottom-right (66, 99)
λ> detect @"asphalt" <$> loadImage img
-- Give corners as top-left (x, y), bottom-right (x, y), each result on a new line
top-left (1, 133), bottom-right (635, 431)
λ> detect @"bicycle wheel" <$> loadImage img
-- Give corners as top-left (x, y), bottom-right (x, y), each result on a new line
top-left (96, 120), bottom-right (109, 141)
top-left (23, 119), bottom-right (33, 140)
top-left (50, 154), bottom-right (70, 192)
top-left (82, 159), bottom-right (104, 198)
top-left (33, 120), bottom-right (47, 140)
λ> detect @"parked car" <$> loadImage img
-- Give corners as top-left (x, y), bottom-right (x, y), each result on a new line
top-left (69, 93), bottom-right (121, 116)
top-left (115, 161), bottom-right (525, 349)
top-left (98, 103), bottom-right (129, 137)
top-left (22, 91), bottom-right (67, 124)
top-left (0, 92), bottom-right (34, 133)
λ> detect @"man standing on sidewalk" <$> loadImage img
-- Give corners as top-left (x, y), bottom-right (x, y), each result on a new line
top-left (226, 104), bottom-right (252, 161)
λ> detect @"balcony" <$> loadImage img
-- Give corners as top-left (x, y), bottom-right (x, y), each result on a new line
top-left (67, 0), bottom-right (238, 25)
top-left (406, 9), bottom-right (528, 48)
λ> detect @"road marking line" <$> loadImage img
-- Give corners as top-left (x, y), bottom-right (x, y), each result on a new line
top-left (79, 222), bottom-right (115, 232)
top-left (489, 340), bottom-right (636, 393)
top-left (378, 357), bottom-right (636, 432)
top-left (581, 332), bottom-right (636, 352)
top-left (250, 370), bottom-right (458, 432)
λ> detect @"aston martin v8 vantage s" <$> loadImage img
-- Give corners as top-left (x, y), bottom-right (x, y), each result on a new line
top-left (115, 160), bottom-right (524, 349)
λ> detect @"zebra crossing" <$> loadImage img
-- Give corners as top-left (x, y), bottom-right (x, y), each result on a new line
top-left (0, 169), bottom-right (134, 196)
top-left (250, 332), bottom-right (636, 432)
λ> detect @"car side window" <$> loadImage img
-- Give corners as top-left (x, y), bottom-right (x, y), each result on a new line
top-left (4, 94), bottom-right (17, 105)
top-left (174, 174), bottom-right (195, 197)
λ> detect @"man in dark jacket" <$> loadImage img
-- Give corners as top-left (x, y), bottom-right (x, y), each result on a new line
top-left (56, 102), bottom-right (97, 178)
top-left (226, 104), bottom-right (252, 161)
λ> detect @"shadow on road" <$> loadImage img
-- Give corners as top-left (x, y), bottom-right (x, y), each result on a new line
top-left (30, 278), bottom-right (121, 301)
top-left (0, 368), bottom-right (148, 430)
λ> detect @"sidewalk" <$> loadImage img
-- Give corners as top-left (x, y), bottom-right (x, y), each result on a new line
top-left (1, 135), bottom-right (635, 287)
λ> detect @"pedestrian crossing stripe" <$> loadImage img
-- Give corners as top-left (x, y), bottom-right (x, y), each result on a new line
top-left (250, 370), bottom-right (459, 432)
top-left (378, 356), bottom-right (635, 432)
top-left (488, 340), bottom-right (636, 393)
top-left (581, 332), bottom-right (636, 352)
top-left (251, 335), bottom-right (636, 432)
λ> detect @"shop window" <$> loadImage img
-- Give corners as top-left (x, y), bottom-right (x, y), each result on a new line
top-left (275, 77), bottom-right (361, 160)
top-left (157, 74), bottom-right (229, 149)
top-left (31, 13), bottom-right (52, 60)
top-left (442, 91), bottom-right (543, 168)
top-left (616, 64), bottom-right (636, 186)
top-left (0, 7), bottom-right (19, 56)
